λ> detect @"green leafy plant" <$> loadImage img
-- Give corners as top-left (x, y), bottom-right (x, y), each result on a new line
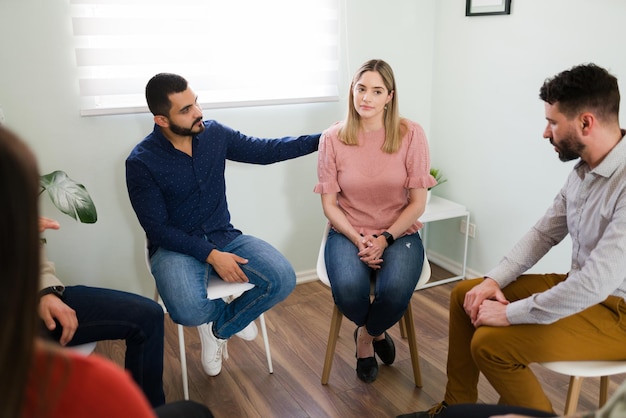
top-left (429, 168), bottom-right (447, 191)
top-left (40, 170), bottom-right (97, 223)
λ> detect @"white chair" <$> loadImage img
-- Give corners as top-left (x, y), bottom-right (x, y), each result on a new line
top-left (145, 242), bottom-right (273, 401)
top-left (68, 341), bottom-right (97, 356)
top-left (317, 223), bottom-right (431, 386)
top-left (538, 360), bottom-right (626, 415)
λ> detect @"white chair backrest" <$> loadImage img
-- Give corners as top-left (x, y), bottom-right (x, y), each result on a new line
top-left (68, 341), bottom-right (97, 356)
top-left (144, 237), bottom-right (152, 274)
top-left (316, 223), bottom-right (332, 286)
top-left (417, 252), bottom-right (431, 288)
top-left (317, 223), bottom-right (431, 289)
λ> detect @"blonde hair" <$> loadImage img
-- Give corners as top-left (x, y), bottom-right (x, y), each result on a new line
top-left (339, 59), bottom-right (405, 153)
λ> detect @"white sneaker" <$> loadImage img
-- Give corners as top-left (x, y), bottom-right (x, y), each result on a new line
top-left (235, 321), bottom-right (258, 341)
top-left (197, 323), bottom-right (228, 376)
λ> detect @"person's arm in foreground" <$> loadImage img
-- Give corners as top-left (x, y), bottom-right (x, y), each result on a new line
top-left (38, 217), bottom-right (78, 345)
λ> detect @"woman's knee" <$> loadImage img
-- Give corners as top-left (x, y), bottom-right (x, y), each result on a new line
top-left (333, 287), bottom-right (368, 311)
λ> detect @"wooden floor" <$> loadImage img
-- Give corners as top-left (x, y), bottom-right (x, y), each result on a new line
top-left (96, 264), bottom-right (625, 417)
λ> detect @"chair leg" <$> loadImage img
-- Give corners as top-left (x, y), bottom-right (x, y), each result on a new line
top-left (599, 375), bottom-right (609, 408)
top-left (258, 313), bottom-right (273, 374)
top-left (178, 324), bottom-right (189, 401)
top-left (402, 303), bottom-right (422, 387)
top-left (321, 306), bottom-right (344, 385)
top-left (399, 315), bottom-right (408, 339)
top-left (563, 376), bottom-right (583, 416)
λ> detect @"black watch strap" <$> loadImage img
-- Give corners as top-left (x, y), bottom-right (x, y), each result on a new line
top-left (39, 285), bottom-right (65, 299)
top-left (381, 231), bottom-right (395, 246)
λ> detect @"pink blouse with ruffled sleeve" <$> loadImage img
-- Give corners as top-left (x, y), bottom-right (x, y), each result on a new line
top-left (314, 119), bottom-right (436, 237)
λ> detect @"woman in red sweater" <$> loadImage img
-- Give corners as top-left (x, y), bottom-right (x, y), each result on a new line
top-left (0, 124), bottom-right (156, 418)
top-left (0, 124), bottom-right (214, 418)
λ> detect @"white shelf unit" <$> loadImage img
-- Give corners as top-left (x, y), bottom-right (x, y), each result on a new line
top-left (418, 195), bottom-right (470, 289)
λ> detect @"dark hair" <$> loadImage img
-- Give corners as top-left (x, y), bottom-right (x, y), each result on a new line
top-left (145, 73), bottom-right (189, 116)
top-left (0, 125), bottom-right (41, 417)
top-left (539, 63), bottom-right (620, 122)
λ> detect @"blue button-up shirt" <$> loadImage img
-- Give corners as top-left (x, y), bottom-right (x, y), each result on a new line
top-left (126, 120), bottom-right (320, 262)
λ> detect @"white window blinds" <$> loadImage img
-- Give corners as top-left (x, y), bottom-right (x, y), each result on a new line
top-left (70, 0), bottom-right (340, 116)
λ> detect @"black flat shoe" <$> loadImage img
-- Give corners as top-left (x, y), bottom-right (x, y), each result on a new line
top-left (354, 327), bottom-right (378, 383)
top-left (373, 331), bottom-right (396, 365)
top-left (356, 356), bottom-right (378, 383)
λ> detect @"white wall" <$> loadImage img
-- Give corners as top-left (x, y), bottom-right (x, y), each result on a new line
top-left (0, 0), bottom-right (435, 295)
top-left (427, 0), bottom-right (626, 276)
top-left (4, 0), bottom-right (624, 295)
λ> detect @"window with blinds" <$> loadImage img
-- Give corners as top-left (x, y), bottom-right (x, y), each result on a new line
top-left (70, 0), bottom-right (340, 116)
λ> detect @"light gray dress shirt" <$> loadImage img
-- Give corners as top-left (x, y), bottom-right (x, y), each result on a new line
top-left (486, 134), bottom-right (626, 325)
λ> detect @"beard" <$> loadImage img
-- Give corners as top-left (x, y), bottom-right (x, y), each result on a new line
top-left (169, 117), bottom-right (204, 136)
top-left (551, 131), bottom-right (584, 162)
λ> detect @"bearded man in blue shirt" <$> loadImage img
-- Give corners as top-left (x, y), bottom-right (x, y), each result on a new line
top-left (126, 73), bottom-right (320, 377)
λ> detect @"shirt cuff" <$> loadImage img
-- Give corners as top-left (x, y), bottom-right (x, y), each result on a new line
top-left (505, 299), bottom-right (530, 325)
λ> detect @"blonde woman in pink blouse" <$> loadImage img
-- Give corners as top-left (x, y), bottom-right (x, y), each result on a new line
top-left (314, 59), bottom-right (437, 383)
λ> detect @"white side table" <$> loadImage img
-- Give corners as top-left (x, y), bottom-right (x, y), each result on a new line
top-left (418, 195), bottom-right (470, 289)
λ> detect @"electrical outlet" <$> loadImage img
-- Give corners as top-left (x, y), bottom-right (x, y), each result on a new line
top-left (460, 219), bottom-right (476, 238)
top-left (0, 105), bottom-right (5, 125)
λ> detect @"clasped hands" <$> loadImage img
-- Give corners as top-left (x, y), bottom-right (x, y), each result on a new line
top-left (464, 278), bottom-right (511, 327)
top-left (357, 234), bottom-right (386, 270)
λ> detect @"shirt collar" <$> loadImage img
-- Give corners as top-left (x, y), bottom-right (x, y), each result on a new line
top-left (575, 129), bottom-right (626, 179)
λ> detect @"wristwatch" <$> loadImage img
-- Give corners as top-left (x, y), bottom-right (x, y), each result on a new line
top-left (380, 231), bottom-right (395, 246)
top-left (39, 285), bottom-right (65, 299)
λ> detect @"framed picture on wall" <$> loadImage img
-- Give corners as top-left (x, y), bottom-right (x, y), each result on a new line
top-left (466, 0), bottom-right (511, 16)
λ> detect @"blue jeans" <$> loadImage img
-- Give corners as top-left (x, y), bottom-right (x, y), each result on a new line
top-left (46, 285), bottom-right (166, 407)
top-left (150, 234), bottom-right (296, 339)
top-left (325, 229), bottom-right (424, 336)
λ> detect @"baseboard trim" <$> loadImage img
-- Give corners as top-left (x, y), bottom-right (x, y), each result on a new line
top-left (296, 269), bottom-right (318, 284)
top-left (424, 250), bottom-right (481, 279)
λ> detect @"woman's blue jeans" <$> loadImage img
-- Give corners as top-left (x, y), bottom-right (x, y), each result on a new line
top-left (150, 234), bottom-right (296, 339)
top-left (325, 229), bottom-right (424, 337)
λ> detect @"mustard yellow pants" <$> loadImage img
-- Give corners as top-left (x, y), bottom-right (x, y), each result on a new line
top-left (444, 275), bottom-right (626, 413)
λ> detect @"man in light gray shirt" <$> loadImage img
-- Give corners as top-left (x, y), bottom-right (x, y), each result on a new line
top-left (398, 63), bottom-right (626, 418)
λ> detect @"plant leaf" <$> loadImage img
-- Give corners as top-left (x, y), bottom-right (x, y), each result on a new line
top-left (40, 171), bottom-right (98, 223)
top-left (429, 168), bottom-right (447, 190)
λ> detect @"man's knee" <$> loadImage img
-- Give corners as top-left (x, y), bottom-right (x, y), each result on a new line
top-left (166, 298), bottom-right (212, 327)
top-left (246, 259), bottom-right (296, 300)
top-left (470, 327), bottom-right (497, 365)
top-left (451, 278), bottom-right (483, 307)
top-left (272, 268), bottom-right (296, 301)
top-left (470, 326), bottom-right (520, 368)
